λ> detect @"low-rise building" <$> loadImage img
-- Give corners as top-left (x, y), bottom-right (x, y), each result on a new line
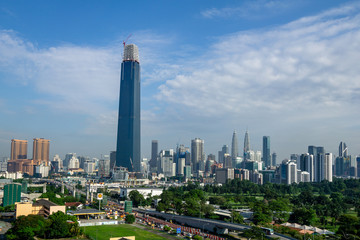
top-left (15, 198), bottom-right (66, 218)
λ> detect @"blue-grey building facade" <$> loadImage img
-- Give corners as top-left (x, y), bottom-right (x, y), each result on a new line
top-left (116, 44), bottom-right (140, 172)
top-left (262, 136), bottom-right (271, 168)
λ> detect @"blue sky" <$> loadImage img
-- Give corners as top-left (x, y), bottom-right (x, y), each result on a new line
top-left (0, 0), bottom-right (359, 161)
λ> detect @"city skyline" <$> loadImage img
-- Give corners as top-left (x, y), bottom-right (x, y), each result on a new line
top-left (0, 1), bottom-right (360, 161)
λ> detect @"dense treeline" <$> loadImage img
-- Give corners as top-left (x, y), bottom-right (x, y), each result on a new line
top-left (156, 178), bottom-right (360, 238)
top-left (5, 211), bottom-right (81, 240)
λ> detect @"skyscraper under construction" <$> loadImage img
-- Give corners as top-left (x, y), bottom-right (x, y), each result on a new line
top-left (115, 44), bottom-right (141, 172)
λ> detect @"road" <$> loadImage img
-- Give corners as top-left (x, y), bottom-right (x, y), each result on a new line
top-left (136, 208), bottom-right (296, 240)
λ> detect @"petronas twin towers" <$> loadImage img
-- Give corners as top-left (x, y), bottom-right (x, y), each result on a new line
top-left (231, 130), bottom-right (250, 161)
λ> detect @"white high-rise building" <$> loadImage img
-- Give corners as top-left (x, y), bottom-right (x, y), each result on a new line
top-left (255, 151), bottom-right (262, 162)
top-left (159, 149), bottom-right (175, 177)
top-left (286, 161), bottom-right (297, 185)
top-left (324, 153), bottom-right (333, 182)
top-left (84, 160), bottom-right (95, 174)
top-left (177, 158), bottom-right (185, 175)
top-left (302, 171), bottom-right (310, 182)
top-left (68, 156), bottom-right (79, 169)
top-left (191, 138), bottom-right (205, 174)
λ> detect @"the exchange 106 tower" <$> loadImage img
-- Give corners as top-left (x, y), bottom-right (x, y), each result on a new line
top-left (116, 44), bottom-right (140, 172)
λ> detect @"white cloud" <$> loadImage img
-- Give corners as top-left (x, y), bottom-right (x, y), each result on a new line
top-left (153, 2), bottom-right (360, 158)
top-left (201, 0), bottom-right (298, 19)
top-left (0, 30), bottom-right (175, 136)
top-left (160, 3), bottom-right (360, 117)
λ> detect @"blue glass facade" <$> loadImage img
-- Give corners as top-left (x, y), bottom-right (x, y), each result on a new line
top-left (116, 60), bottom-right (140, 172)
top-left (262, 136), bottom-right (271, 167)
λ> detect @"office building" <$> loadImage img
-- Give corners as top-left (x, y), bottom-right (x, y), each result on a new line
top-left (215, 168), bottom-right (234, 184)
top-left (184, 165), bottom-right (191, 179)
top-left (64, 153), bottom-right (76, 169)
top-left (218, 145), bottom-right (229, 164)
top-left (84, 160), bottom-right (95, 174)
top-left (223, 153), bottom-right (232, 168)
top-left (339, 141), bottom-right (348, 158)
top-left (0, 157), bottom-right (9, 172)
top-left (177, 157), bottom-right (185, 176)
top-left (286, 161), bottom-right (297, 185)
top-left (34, 164), bottom-right (49, 178)
top-left (149, 140), bottom-right (158, 172)
top-left (98, 159), bottom-right (111, 177)
top-left (272, 152), bottom-right (277, 166)
top-left (110, 151), bottom-right (116, 170)
top-left (159, 149), bottom-right (175, 177)
top-left (3, 183), bottom-right (21, 207)
top-left (262, 136), bottom-right (271, 167)
top-left (300, 153), bottom-right (314, 182)
top-left (52, 154), bottom-right (63, 170)
top-left (308, 146), bottom-right (325, 182)
top-left (68, 156), bottom-right (79, 169)
top-left (116, 44), bottom-right (141, 172)
top-left (11, 139), bottom-right (28, 160)
top-left (191, 138), bottom-right (205, 174)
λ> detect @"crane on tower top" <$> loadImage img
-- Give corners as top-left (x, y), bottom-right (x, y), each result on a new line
top-left (123, 34), bottom-right (132, 48)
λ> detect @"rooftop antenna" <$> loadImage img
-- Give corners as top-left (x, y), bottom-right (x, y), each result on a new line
top-left (123, 34), bottom-right (132, 48)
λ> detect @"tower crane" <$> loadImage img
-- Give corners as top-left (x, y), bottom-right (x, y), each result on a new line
top-left (123, 34), bottom-right (132, 48)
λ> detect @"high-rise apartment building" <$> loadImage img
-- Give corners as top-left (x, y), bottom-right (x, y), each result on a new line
top-left (8, 138), bottom-right (50, 176)
top-left (11, 139), bottom-right (28, 160)
top-left (32, 138), bottom-right (50, 166)
top-left (262, 136), bottom-right (271, 168)
top-left (116, 44), bottom-right (141, 172)
top-left (191, 138), bottom-right (205, 174)
top-left (231, 131), bottom-right (238, 161)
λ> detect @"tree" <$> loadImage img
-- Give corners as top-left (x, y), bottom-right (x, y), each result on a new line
top-left (242, 227), bottom-right (265, 240)
top-left (184, 197), bottom-right (201, 217)
top-left (336, 214), bottom-right (360, 238)
top-left (125, 214), bottom-right (135, 224)
top-left (128, 190), bottom-right (145, 207)
top-left (46, 211), bottom-right (79, 238)
top-left (5, 214), bottom-right (47, 240)
top-left (289, 207), bottom-right (316, 225)
top-left (251, 200), bottom-right (272, 225)
top-left (269, 198), bottom-right (290, 223)
top-left (209, 196), bottom-right (226, 206)
top-left (231, 211), bottom-right (244, 224)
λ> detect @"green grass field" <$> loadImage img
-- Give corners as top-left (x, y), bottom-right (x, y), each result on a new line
top-left (82, 224), bottom-right (169, 240)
